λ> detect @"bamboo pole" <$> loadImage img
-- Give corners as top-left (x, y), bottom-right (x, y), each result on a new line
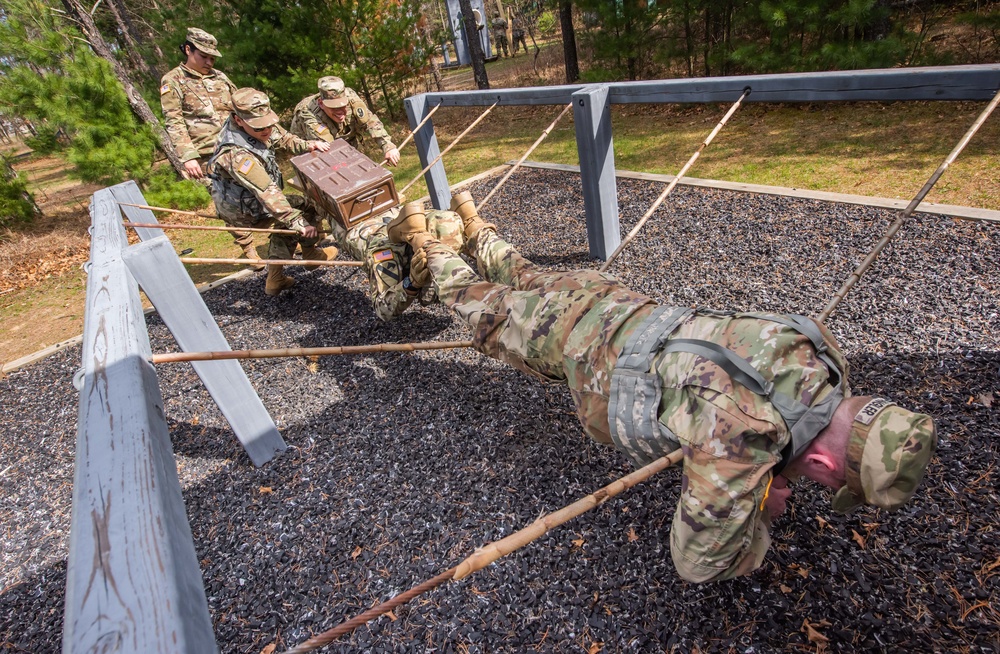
top-left (178, 257), bottom-right (362, 268)
top-left (599, 88), bottom-right (751, 273)
top-left (817, 87), bottom-right (1000, 323)
top-left (476, 102), bottom-right (573, 212)
top-left (124, 221), bottom-right (301, 235)
top-left (118, 203), bottom-right (328, 234)
top-left (280, 447), bottom-right (685, 653)
top-left (152, 340), bottom-right (474, 364)
top-left (400, 102), bottom-right (499, 195)
top-left (378, 102), bottom-right (443, 167)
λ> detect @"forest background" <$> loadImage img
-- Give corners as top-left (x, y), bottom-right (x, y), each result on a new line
top-left (1, 0), bottom-right (999, 365)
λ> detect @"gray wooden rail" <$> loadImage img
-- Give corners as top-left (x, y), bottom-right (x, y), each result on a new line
top-left (404, 64), bottom-right (1000, 258)
top-left (64, 186), bottom-right (217, 652)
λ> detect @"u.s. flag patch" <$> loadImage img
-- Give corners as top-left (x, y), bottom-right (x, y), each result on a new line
top-left (238, 158), bottom-right (255, 175)
top-left (372, 249), bottom-right (393, 263)
top-left (160, 83), bottom-right (171, 94)
top-left (316, 124), bottom-right (328, 134)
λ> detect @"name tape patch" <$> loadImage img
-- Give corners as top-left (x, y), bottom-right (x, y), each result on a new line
top-left (854, 397), bottom-right (895, 426)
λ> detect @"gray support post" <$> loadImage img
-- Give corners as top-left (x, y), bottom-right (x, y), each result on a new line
top-left (123, 235), bottom-right (287, 467)
top-left (572, 85), bottom-right (621, 260)
top-left (406, 94), bottom-right (451, 210)
top-left (110, 180), bottom-right (165, 241)
top-left (64, 188), bottom-right (216, 653)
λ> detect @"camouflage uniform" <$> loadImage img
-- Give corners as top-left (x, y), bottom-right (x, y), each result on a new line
top-left (491, 15), bottom-right (509, 57)
top-left (330, 208), bottom-right (465, 321)
top-left (511, 16), bottom-right (527, 54)
top-left (159, 29), bottom-right (236, 177)
top-left (209, 91), bottom-right (322, 260)
top-left (420, 228), bottom-right (936, 584)
top-left (290, 77), bottom-right (396, 158)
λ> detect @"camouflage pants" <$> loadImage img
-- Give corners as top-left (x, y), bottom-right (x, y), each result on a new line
top-left (331, 208), bottom-right (466, 321)
top-left (425, 229), bottom-right (654, 443)
top-left (191, 161), bottom-right (255, 248)
top-left (493, 32), bottom-right (509, 57)
top-left (512, 30), bottom-right (527, 53)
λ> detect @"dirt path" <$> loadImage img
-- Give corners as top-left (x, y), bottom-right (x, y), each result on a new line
top-left (1, 154), bottom-right (97, 367)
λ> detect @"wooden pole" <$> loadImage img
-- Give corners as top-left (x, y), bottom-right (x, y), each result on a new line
top-left (178, 257), bottom-right (363, 268)
top-left (817, 87), bottom-right (1000, 323)
top-left (124, 222), bottom-right (302, 235)
top-left (118, 201), bottom-right (212, 219)
top-left (280, 448), bottom-right (685, 653)
top-left (152, 340), bottom-right (474, 364)
top-left (599, 88), bottom-right (751, 273)
top-left (400, 102), bottom-right (499, 195)
top-left (118, 202), bottom-right (328, 235)
top-left (378, 102), bottom-right (443, 167)
top-left (476, 102), bottom-right (573, 212)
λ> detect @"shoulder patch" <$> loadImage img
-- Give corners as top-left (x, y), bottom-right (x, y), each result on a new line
top-left (316, 124), bottom-right (328, 134)
top-left (356, 107), bottom-right (366, 119)
top-left (160, 83), bottom-right (171, 94)
top-left (372, 249), bottom-right (394, 263)
top-left (238, 158), bottom-right (256, 175)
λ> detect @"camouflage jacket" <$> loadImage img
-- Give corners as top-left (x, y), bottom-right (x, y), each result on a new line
top-left (160, 64), bottom-right (237, 162)
top-left (289, 93), bottom-right (395, 154)
top-left (428, 231), bottom-right (851, 584)
top-left (332, 207), bottom-right (464, 321)
top-left (209, 119), bottom-right (312, 230)
top-left (491, 17), bottom-right (508, 34)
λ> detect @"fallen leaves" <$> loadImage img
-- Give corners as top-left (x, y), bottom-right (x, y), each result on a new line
top-left (851, 529), bottom-right (866, 549)
top-left (801, 618), bottom-right (831, 649)
top-left (259, 486), bottom-right (273, 494)
top-left (258, 644), bottom-right (276, 654)
top-left (627, 527), bottom-right (639, 542)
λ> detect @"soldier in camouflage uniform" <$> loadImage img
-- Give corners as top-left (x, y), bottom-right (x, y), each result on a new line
top-left (491, 12), bottom-right (509, 58)
top-left (290, 77), bottom-right (401, 167)
top-left (160, 28), bottom-right (265, 268)
top-left (209, 88), bottom-right (334, 297)
top-left (511, 15), bottom-right (528, 55)
top-left (388, 191), bottom-right (938, 583)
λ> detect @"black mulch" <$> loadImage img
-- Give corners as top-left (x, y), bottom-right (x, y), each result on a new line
top-left (2, 169), bottom-right (998, 653)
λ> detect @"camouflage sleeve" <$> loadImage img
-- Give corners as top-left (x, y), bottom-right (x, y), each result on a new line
top-left (367, 244), bottom-right (414, 321)
top-left (214, 149), bottom-right (306, 231)
top-left (350, 98), bottom-right (395, 153)
top-left (270, 123), bottom-right (312, 156)
top-left (291, 103), bottom-right (336, 143)
top-left (667, 391), bottom-right (779, 583)
top-left (160, 74), bottom-right (199, 162)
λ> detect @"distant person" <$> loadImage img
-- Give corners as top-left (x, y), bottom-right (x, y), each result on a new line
top-left (386, 191), bottom-right (938, 583)
top-left (511, 15), bottom-right (528, 55)
top-left (491, 12), bottom-right (509, 58)
top-left (160, 28), bottom-right (264, 268)
top-left (208, 88), bottom-right (333, 297)
top-left (290, 77), bottom-right (400, 167)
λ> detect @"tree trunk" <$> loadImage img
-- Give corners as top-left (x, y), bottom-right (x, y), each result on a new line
top-left (559, 1), bottom-right (579, 83)
top-left (459, 0), bottom-right (489, 89)
top-left (423, 24), bottom-right (444, 91)
top-left (61, 0), bottom-right (185, 175)
top-left (107, 0), bottom-right (161, 79)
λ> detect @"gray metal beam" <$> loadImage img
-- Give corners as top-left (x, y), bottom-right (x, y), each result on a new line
top-left (405, 94), bottom-right (451, 210)
top-left (64, 187), bottom-right (216, 654)
top-left (123, 235), bottom-right (287, 467)
top-left (572, 86), bottom-right (620, 260)
top-left (111, 180), bottom-right (165, 241)
top-left (417, 64), bottom-right (1000, 107)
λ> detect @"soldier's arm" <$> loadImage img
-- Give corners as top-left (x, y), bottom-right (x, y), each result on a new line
top-left (350, 98), bottom-right (396, 154)
top-left (272, 123), bottom-right (329, 155)
top-left (160, 76), bottom-right (199, 162)
top-left (293, 105), bottom-right (336, 143)
top-left (216, 149), bottom-right (307, 232)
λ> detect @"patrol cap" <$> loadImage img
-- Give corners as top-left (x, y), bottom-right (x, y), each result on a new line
top-left (186, 27), bottom-right (221, 57)
top-left (831, 397), bottom-right (937, 514)
top-left (318, 76), bottom-right (350, 109)
top-left (232, 88), bottom-right (279, 129)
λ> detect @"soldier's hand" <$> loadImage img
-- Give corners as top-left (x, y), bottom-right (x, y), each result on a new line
top-left (183, 159), bottom-right (205, 179)
top-left (383, 148), bottom-right (401, 167)
top-left (309, 140), bottom-right (331, 153)
top-left (300, 225), bottom-right (319, 239)
top-left (763, 474), bottom-right (792, 519)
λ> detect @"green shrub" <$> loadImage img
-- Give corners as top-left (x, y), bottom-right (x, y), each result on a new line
top-left (0, 158), bottom-right (39, 228)
top-left (537, 11), bottom-right (557, 36)
top-left (140, 165), bottom-right (211, 211)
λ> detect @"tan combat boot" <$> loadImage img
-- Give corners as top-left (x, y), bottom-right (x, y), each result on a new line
top-left (239, 242), bottom-right (266, 271)
top-left (264, 264), bottom-right (296, 296)
top-left (300, 245), bottom-right (340, 270)
top-left (387, 201), bottom-right (435, 251)
top-left (450, 191), bottom-right (496, 247)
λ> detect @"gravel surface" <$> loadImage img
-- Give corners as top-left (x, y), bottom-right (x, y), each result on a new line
top-left (2, 168), bottom-right (999, 653)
